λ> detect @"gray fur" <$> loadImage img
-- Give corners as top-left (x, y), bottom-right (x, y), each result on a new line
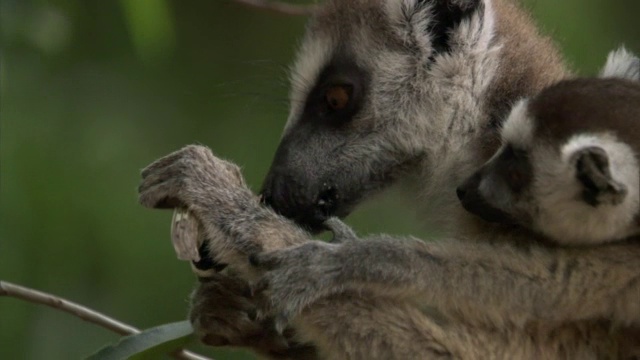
top-left (138, 0), bottom-right (640, 359)
top-left (324, 218), bottom-right (358, 243)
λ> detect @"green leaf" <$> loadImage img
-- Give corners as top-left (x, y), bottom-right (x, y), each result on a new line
top-left (86, 320), bottom-right (195, 360)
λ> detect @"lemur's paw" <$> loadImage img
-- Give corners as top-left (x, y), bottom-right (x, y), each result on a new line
top-left (189, 272), bottom-right (292, 352)
top-left (138, 144), bottom-right (250, 211)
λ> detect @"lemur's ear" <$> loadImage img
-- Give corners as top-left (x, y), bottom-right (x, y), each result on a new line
top-left (600, 47), bottom-right (640, 81)
top-left (573, 146), bottom-right (627, 206)
top-left (390, 0), bottom-right (484, 54)
top-left (424, 0), bottom-right (482, 53)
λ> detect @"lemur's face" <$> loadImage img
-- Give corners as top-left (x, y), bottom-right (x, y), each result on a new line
top-left (456, 101), bottom-right (536, 227)
top-left (261, 0), bottom-right (496, 231)
top-left (458, 97), bottom-right (640, 245)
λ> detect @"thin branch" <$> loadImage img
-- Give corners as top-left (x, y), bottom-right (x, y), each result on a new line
top-left (0, 280), bottom-right (211, 360)
top-left (230, 0), bottom-right (318, 16)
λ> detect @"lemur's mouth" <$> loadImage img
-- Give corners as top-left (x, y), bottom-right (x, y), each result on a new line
top-left (260, 149), bottom-right (421, 234)
top-left (260, 184), bottom-right (350, 234)
top-left (456, 186), bottom-right (516, 224)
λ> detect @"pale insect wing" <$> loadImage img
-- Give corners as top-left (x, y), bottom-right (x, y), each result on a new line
top-left (171, 208), bottom-right (201, 261)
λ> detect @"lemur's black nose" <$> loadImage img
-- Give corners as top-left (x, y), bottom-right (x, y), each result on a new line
top-left (457, 171), bottom-right (515, 224)
top-left (316, 186), bottom-right (338, 216)
top-left (260, 173), bottom-right (331, 234)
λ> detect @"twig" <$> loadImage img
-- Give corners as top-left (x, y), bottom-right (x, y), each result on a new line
top-left (230, 0), bottom-right (318, 16)
top-left (0, 280), bottom-right (211, 360)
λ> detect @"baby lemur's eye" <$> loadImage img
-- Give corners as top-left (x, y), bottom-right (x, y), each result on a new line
top-left (499, 145), bottom-right (531, 193)
top-left (326, 85), bottom-right (352, 111)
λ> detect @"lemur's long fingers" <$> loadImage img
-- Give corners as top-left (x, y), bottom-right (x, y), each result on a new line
top-left (141, 145), bottom-right (213, 178)
top-left (140, 150), bottom-right (186, 178)
top-left (138, 178), bottom-right (184, 209)
top-left (138, 162), bottom-right (185, 193)
top-left (324, 217), bottom-right (358, 243)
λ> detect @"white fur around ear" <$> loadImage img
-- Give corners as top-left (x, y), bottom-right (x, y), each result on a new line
top-left (561, 134), bottom-right (612, 164)
top-left (384, 0), bottom-right (492, 55)
top-left (449, 0), bottom-right (494, 52)
top-left (600, 47), bottom-right (640, 81)
top-left (561, 133), bottom-right (639, 208)
top-left (537, 132), bottom-right (640, 244)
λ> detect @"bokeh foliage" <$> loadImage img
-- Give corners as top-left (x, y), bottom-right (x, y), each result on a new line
top-left (1, 0), bottom-right (639, 359)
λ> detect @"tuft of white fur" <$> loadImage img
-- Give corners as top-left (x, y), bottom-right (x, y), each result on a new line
top-left (600, 47), bottom-right (640, 81)
top-left (500, 100), bottom-right (534, 149)
top-left (284, 34), bottom-right (334, 135)
top-left (532, 133), bottom-right (640, 245)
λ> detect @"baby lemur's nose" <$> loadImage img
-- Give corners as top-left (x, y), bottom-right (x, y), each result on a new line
top-left (457, 171), bottom-right (483, 202)
top-left (456, 186), bottom-right (467, 201)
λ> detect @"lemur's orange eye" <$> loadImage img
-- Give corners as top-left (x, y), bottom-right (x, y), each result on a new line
top-left (326, 85), bottom-right (352, 111)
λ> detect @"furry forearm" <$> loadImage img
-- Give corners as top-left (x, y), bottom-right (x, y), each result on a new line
top-left (195, 193), bottom-right (312, 278)
top-left (335, 236), bottom-right (640, 327)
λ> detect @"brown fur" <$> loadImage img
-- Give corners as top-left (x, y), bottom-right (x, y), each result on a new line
top-left (481, 0), bottom-right (569, 159)
top-left (530, 78), bottom-right (640, 152)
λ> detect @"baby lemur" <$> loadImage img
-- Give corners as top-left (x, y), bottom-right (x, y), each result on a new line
top-left (458, 76), bottom-right (640, 245)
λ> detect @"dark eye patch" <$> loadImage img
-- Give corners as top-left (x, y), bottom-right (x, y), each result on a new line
top-left (301, 58), bottom-right (368, 127)
top-left (496, 145), bottom-right (532, 193)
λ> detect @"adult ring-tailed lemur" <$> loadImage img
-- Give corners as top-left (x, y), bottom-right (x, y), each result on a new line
top-left (138, 0), bottom-right (640, 358)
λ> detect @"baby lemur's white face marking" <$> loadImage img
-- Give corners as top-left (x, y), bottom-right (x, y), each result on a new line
top-left (458, 77), bottom-right (640, 245)
top-left (498, 100), bottom-right (535, 149)
top-left (521, 128), bottom-right (639, 245)
top-left (534, 133), bottom-right (640, 244)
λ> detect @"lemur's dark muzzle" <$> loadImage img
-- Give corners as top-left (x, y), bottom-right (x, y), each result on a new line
top-left (260, 170), bottom-right (339, 233)
top-left (457, 172), bottom-right (513, 224)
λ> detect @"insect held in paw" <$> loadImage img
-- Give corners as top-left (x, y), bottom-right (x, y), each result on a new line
top-left (171, 207), bottom-right (218, 277)
top-left (171, 207), bottom-right (201, 261)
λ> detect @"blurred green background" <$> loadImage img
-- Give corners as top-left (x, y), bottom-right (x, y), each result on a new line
top-left (1, 0), bottom-right (639, 359)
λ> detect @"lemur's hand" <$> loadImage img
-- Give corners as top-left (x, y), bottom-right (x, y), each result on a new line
top-left (190, 272), bottom-right (318, 358)
top-left (138, 144), bottom-right (265, 263)
top-left (250, 240), bottom-right (346, 333)
top-left (138, 144), bottom-right (310, 273)
top-left (138, 144), bottom-right (255, 214)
